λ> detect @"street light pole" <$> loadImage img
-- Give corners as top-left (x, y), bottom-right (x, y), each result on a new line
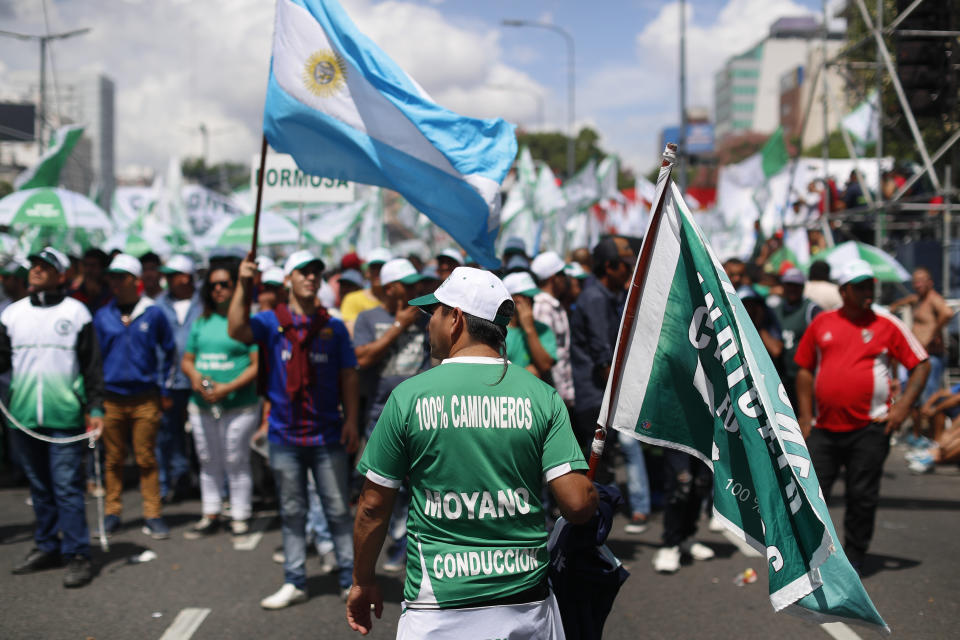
top-left (502, 19), bottom-right (576, 179)
top-left (0, 27), bottom-right (91, 153)
top-left (678, 0), bottom-right (688, 193)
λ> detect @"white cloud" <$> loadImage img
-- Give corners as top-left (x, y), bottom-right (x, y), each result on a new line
top-left (581, 0), bottom-right (814, 173)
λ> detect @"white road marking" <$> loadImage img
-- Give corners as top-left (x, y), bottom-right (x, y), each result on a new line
top-left (158, 608), bottom-right (210, 640)
top-left (232, 514), bottom-right (275, 551)
top-left (722, 530), bottom-right (763, 557)
top-left (820, 622), bottom-right (863, 640)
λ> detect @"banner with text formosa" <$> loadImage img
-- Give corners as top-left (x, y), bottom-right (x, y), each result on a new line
top-left (597, 176), bottom-right (887, 630)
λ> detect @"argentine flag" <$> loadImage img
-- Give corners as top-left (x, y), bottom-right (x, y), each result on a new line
top-left (264, 0), bottom-right (518, 268)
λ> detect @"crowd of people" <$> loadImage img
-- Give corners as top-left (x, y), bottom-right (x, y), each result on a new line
top-left (0, 230), bottom-right (955, 626)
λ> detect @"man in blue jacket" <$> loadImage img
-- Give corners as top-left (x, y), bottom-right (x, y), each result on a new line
top-left (154, 254), bottom-right (202, 503)
top-left (94, 254), bottom-right (177, 540)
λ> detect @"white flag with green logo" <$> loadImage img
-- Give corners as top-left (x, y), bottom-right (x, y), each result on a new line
top-left (14, 124), bottom-right (85, 191)
top-left (598, 170), bottom-right (887, 630)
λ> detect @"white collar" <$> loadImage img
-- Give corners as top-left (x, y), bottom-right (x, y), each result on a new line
top-left (440, 356), bottom-right (506, 365)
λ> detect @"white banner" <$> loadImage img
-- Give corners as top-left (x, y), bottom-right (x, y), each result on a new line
top-left (251, 153), bottom-right (355, 205)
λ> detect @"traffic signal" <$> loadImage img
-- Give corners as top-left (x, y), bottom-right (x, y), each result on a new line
top-left (894, 0), bottom-right (957, 118)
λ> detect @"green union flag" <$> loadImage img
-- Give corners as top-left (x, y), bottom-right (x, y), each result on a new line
top-left (598, 169), bottom-right (887, 630)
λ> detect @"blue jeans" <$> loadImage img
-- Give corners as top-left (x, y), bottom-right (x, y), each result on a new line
top-left (12, 427), bottom-right (89, 558)
top-left (306, 471), bottom-right (334, 553)
top-left (270, 442), bottom-right (354, 590)
top-left (618, 431), bottom-right (651, 516)
top-left (157, 389), bottom-right (191, 497)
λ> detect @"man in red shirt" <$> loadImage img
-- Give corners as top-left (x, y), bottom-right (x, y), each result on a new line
top-left (795, 259), bottom-right (930, 570)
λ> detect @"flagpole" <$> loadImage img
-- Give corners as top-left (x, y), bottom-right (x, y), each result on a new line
top-left (587, 144), bottom-right (676, 480)
top-left (251, 134), bottom-right (269, 257)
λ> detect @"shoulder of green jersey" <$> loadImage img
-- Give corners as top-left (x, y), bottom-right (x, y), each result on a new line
top-left (440, 356), bottom-right (506, 365)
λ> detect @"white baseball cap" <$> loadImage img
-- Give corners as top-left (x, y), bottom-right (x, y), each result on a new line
top-left (161, 254), bottom-right (196, 275)
top-left (261, 266), bottom-right (285, 286)
top-left (283, 250), bottom-right (325, 276)
top-left (107, 253), bottom-right (142, 278)
top-left (564, 262), bottom-right (589, 280)
top-left (409, 266), bottom-right (513, 326)
top-left (255, 256), bottom-right (276, 272)
top-left (837, 259), bottom-right (875, 286)
top-left (380, 258), bottom-right (426, 286)
top-left (530, 251), bottom-right (566, 281)
top-left (365, 247), bottom-right (393, 266)
top-left (502, 271), bottom-right (541, 298)
top-left (28, 247), bottom-right (70, 274)
top-left (437, 248), bottom-right (463, 265)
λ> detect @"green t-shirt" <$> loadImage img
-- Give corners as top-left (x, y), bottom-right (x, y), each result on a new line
top-left (185, 313), bottom-right (258, 411)
top-left (357, 356), bottom-right (587, 609)
top-left (505, 321), bottom-right (557, 369)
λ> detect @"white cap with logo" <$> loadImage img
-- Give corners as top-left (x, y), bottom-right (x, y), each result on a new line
top-left (380, 258), bottom-right (426, 286)
top-left (530, 251), bottom-right (566, 281)
top-left (283, 250), bottom-right (325, 277)
top-left (28, 247), bottom-right (70, 274)
top-left (409, 266), bottom-right (513, 326)
top-left (108, 253), bottom-right (143, 278)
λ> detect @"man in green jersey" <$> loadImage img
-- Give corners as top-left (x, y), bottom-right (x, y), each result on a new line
top-left (347, 267), bottom-right (598, 639)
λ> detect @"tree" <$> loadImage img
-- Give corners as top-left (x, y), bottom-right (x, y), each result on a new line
top-left (181, 158), bottom-right (249, 193)
top-left (516, 127), bottom-right (634, 189)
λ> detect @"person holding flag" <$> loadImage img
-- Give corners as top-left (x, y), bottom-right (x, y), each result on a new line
top-left (347, 267), bottom-right (597, 638)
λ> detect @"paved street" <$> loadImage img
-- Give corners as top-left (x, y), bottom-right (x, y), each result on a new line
top-left (1, 441), bottom-right (957, 640)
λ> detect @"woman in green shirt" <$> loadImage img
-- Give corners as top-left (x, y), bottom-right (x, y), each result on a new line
top-left (181, 263), bottom-right (259, 537)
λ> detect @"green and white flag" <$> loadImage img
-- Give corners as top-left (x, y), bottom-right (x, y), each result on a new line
top-left (14, 124), bottom-right (85, 191)
top-left (841, 91), bottom-right (879, 149)
top-left (598, 168), bottom-right (887, 630)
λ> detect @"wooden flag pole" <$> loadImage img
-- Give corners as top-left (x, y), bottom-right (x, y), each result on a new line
top-left (587, 144), bottom-right (677, 481)
top-left (250, 134), bottom-right (269, 258)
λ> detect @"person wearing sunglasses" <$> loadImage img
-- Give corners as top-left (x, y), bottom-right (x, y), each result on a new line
top-left (181, 263), bottom-right (260, 539)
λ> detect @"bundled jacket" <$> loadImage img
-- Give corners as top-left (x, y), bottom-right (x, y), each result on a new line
top-left (0, 291), bottom-right (105, 429)
top-left (94, 297), bottom-right (176, 397)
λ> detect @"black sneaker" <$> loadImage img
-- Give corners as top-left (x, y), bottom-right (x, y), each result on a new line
top-left (12, 547), bottom-right (61, 575)
top-left (63, 556), bottom-right (93, 588)
top-left (183, 516), bottom-right (219, 540)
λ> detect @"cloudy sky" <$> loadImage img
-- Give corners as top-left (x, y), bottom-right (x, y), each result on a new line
top-left (1, 0), bottom-right (828, 177)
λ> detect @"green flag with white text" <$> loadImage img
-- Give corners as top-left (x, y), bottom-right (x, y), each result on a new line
top-left (598, 171), bottom-right (887, 631)
top-left (15, 124), bottom-right (85, 191)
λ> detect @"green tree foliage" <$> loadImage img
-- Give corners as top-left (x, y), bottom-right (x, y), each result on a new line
top-left (181, 158), bottom-right (249, 193)
top-left (516, 127), bottom-right (634, 189)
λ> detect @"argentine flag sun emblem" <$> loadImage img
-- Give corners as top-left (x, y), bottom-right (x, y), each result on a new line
top-left (303, 50), bottom-right (347, 98)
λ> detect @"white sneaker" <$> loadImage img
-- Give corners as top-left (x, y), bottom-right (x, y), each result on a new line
top-left (681, 541), bottom-right (715, 561)
top-left (317, 550), bottom-right (337, 575)
top-left (708, 516), bottom-right (724, 533)
top-left (653, 546), bottom-right (681, 573)
top-left (260, 583), bottom-right (308, 609)
top-left (230, 520), bottom-right (250, 536)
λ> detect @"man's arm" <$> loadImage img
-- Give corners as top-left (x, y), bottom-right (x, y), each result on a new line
top-left (76, 321), bottom-right (105, 436)
top-left (759, 328), bottom-right (784, 359)
top-left (888, 293), bottom-right (918, 313)
top-left (354, 306), bottom-right (419, 369)
top-left (0, 322), bottom-right (11, 375)
top-left (346, 479), bottom-right (397, 636)
top-left (549, 472), bottom-right (599, 524)
top-left (796, 367), bottom-right (815, 438)
top-left (515, 297), bottom-right (554, 377)
top-left (932, 294), bottom-right (955, 334)
top-left (227, 257), bottom-right (257, 345)
top-left (885, 360), bottom-right (931, 434)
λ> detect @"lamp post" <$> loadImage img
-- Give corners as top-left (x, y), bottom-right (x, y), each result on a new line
top-left (0, 27), bottom-right (90, 153)
top-left (502, 19), bottom-right (576, 179)
top-left (678, 0), bottom-right (688, 192)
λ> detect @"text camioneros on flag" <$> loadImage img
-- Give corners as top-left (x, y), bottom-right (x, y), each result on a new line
top-left (262, 0), bottom-right (517, 268)
top-left (597, 162), bottom-right (888, 631)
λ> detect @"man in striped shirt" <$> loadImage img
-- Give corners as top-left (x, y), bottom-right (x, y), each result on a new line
top-left (795, 259), bottom-right (930, 570)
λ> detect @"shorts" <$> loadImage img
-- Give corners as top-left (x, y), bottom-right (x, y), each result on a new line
top-left (397, 592), bottom-right (565, 640)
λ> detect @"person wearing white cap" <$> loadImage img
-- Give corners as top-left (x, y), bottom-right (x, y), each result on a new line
top-left (1, 247), bottom-right (105, 588)
top-left (529, 252), bottom-right (574, 407)
top-left (154, 254), bottom-right (202, 503)
top-left (229, 250), bottom-right (359, 608)
top-left (794, 258), bottom-right (930, 571)
top-left (341, 248), bottom-right (393, 335)
top-left (347, 266), bottom-right (597, 638)
top-left (94, 253), bottom-right (178, 541)
top-left (769, 268), bottom-right (821, 407)
top-left (352, 258), bottom-right (430, 573)
top-left (501, 271), bottom-right (556, 380)
top-left (435, 248), bottom-right (463, 281)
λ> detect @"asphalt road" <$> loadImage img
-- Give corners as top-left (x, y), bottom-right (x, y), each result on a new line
top-left (1, 441), bottom-right (957, 640)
